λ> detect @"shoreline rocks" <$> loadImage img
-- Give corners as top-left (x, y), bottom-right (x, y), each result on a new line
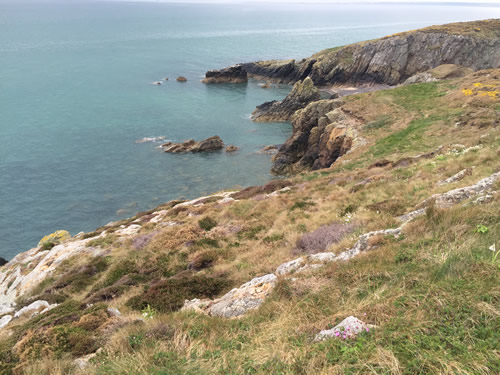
top-left (162, 136), bottom-right (224, 153)
top-left (251, 77), bottom-right (320, 122)
top-left (202, 65), bottom-right (248, 84)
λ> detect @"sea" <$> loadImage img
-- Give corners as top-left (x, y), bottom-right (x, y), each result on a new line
top-left (1, 1), bottom-right (499, 260)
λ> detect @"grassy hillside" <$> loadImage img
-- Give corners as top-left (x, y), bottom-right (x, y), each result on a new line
top-left (1, 69), bottom-right (499, 375)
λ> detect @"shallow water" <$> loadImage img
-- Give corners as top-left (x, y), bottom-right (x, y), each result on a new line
top-left (1, 1), bottom-right (499, 259)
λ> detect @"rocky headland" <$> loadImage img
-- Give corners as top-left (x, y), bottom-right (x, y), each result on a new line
top-left (240, 19), bottom-right (500, 86)
top-left (1, 20), bottom-right (499, 375)
top-left (206, 19), bottom-right (500, 175)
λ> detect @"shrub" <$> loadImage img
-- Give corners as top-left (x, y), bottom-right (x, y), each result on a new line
top-left (126, 274), bottom-right (232, 313)
top-left (86, 275), bottom-right (137, 303)
top-left (52, 257), bottom-right (109, 292)
top-left (290, 200), bottom-right (316, 211)
top-left (199, 217), bottom-right (217, 231)
top-left (132, 232), bottom-right (157, 250)
top-left (296, 223), bottom-right (357, 254)
top-left (193, 238), bottom-right (220, 248)
top-left (188, 250), bottom-right (218, 271)
top-left (263, 233), bottom-right (284, 243)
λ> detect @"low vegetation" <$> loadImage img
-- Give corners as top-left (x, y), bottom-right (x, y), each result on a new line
top-left (1, 69), bottom-right (499, 374)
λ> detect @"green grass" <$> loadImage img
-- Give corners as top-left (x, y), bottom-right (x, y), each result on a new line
top-left (370, 116), bottom-right (436, 158)
top-left (382, 81), bottom-right (446, 112)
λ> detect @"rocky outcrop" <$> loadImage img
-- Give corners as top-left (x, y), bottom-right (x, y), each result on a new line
top-left (251, 77), bottom-right (320, 122)
top-left (404, 64), bottom-right (473, 84)
top-left (315, 316), bottom-right (375, 341)
top-left (0, 257), bottom-right (7, 267)
top-left (182, 273), bottom-right (277, 318)
top-left (162, 136), bottom-right (224, 153)
top-left (239, 20), bottom-right (500, 86)
top-left (202, 65), bottom-right (248, 84)
top-left (271, 100), bottom-right (365, 175)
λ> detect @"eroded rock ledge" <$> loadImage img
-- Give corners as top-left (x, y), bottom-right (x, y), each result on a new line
top-left (271, 99), bottom-right (365, 175)
top-left (251, 77), bottom-right (320, 122)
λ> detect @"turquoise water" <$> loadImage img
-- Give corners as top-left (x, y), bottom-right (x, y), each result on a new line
top-left (1, 1), bottom-right (499, 260)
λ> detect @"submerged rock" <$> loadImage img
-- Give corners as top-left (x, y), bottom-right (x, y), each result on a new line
top-left (202, 65), bottom-right (248, 84)
top-left (176, 76), bottom-right (187, 82)
top-left (251, 77), bottom-right (320, 122)
top-left (162, 136), bottom-right (224, 153)
top-left (225, 145), bottom-right (239, 152)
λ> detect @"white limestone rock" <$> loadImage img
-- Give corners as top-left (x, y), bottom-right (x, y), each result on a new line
top-left (315, 316), bottom-right (375, 341)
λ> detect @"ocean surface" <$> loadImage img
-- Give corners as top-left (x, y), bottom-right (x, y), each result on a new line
top-left (1, 1), bottom-right (499, 260)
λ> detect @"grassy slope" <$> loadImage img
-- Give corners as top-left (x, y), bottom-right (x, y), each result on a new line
top-left (2, 70), bottom-right (500, 375)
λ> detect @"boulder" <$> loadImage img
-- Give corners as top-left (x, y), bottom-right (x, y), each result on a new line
top-left (202, 65), bottom-right (248, 84)
top-left (38, 230), bottom-right (71, 248)
top-left (0, 257), bottom-right (7, 267)
top-left (315, 316), bottom-right (375, 341)
top-left (0, 315), bottom-right (12, 329)
top-left (183, 274), bottom-right (278, 318)
top-left (176, 76), bottom-right (187, 82)
top-left (14, 300), bottom-right (57, 319)
top-left (225, 145), bottom-right (239, 152)
top-left (251, 77), bottom-right (321, 122)
top-left (404, 64), bottom-right (473, 84)
top-left (162, 136), bottom-right (224, 153)
top-left (208, 274), bottom-right (277, 318)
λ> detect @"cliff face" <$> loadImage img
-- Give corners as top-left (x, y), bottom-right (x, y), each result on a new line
top-left (251, 77), bottom-right (321, 122)
top-left (242, 20), bottom-right (500, 86)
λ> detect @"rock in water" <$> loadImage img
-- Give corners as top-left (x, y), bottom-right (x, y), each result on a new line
top-left (202, 65), bottom-right (248, 84)
top-left (162, 136), bottom-right (224, 153)
top-left (176, 76), bottom-right (187, 82)
top-left (225, 145), bottom-right (239, 152)
top-left (251, 77), bottom-right (320, 122)
top-left (0, 257), bottom-right (7, 267)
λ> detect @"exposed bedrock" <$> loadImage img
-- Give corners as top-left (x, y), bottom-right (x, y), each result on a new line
top-left (271, 99), bottom-right (365, 175)
top-left (251, 77), bottom-right (320, 122)
top-left (202, 65), bottom-right (248, 84)
top-left (239, 20), bottom-right (500, 86)
top-left (161, 136), bottom-right (224, 153)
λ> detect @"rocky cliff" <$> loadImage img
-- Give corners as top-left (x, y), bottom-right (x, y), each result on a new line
top-left (241, 19), bottom-right (500, 86)
top-left (251, 77), bottom-right (320, 122)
